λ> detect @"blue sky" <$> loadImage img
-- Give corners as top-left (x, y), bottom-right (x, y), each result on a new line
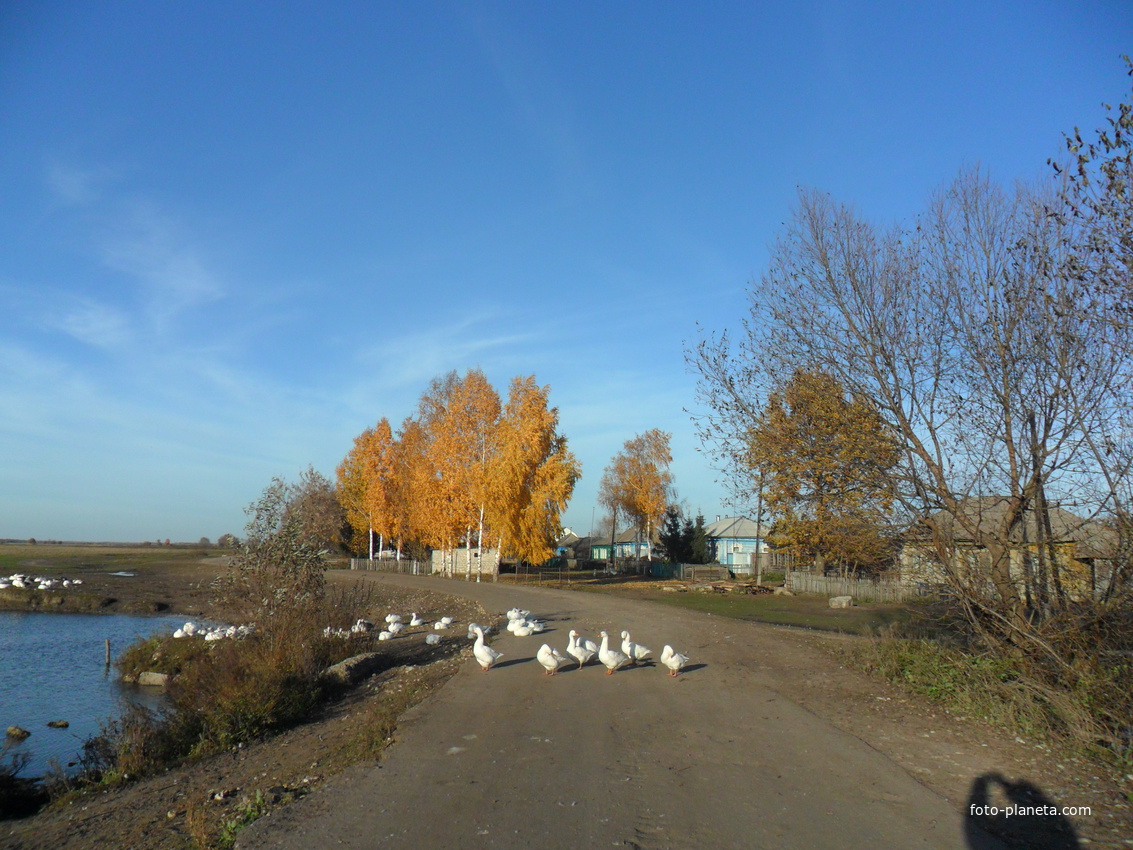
top-left (1, 2), bottom-right (1129, 543)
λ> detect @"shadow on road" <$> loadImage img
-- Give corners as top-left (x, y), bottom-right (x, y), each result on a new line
top-left (493, 657), bottom-right (536, 669)
top-left (964, 772), bottom-right (1079, 849)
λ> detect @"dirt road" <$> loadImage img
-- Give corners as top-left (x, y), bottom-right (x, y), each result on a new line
top-left (238, 574), bottom-right (1010, 849)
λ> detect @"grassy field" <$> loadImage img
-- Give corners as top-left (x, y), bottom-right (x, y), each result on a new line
top-left (501, 572), bottom-right (922, 635)
top-left (0, 543), bottom-right (214, 575)
top-left (638, 587), bottom-right (918, 634)
top-left (2, 546), bottom-right (917, 635)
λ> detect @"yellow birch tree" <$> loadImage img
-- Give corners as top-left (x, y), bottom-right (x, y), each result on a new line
top-left (748, 369), bottom-right (898, 574)
top-left (489, 376), bottom-right (580, 566)
top-left (598, 429), bottom-right (673, 563)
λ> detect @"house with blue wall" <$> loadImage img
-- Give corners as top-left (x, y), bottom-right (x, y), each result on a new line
top-left (705, 516), bottom-right (765, 574)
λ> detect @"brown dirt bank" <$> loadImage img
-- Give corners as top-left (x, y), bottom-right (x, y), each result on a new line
top-left (4, 561), bottom-right (1132, 848)
top-left (3, 566), bottom-right (489, 849)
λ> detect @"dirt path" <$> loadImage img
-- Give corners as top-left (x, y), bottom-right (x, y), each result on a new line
top-left (236, 574), bottom-right (1070, 850)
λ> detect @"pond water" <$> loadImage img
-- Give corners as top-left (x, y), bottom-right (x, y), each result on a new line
top-left (0, 610), bottom-right (186, 779)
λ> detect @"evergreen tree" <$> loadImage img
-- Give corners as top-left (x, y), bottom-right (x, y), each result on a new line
top-left (690, 514), bottom-right (710, 564)
top-left (658, 505), bottom-right (692, 563)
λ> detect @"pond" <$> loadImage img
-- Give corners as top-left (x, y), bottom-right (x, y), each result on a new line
top-left (0, 610), bottom-right (186, 779)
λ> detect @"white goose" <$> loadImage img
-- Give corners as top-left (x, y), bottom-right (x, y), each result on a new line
top-left (409, 613), bottom-right (425, 626)
top-left (620, 630), bottom-right (652, 666)
top-left (661, 644), bottom-right (690, 677)
top-left (598, 630), bottom-right (630, 675)
top-left (536, 643), bottom-right (569, 676)
top-left (566, 629), bottom-right (597, 669)
top-left (471, 625), bottom-right (502, 671)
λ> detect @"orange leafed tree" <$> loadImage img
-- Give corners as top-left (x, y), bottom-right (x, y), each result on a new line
top-left (336, 418), bottom-right (407, 558)
top-left (489, 376), bottom-right (581, 565)
top-left (337, 426), bottom-right (376, 555)
top-left (338, 370), bottom-right (579, 570)
top-left (598, 429), bottom-right (673, 562)
top-left (748, 368), bottom-right (899, 574)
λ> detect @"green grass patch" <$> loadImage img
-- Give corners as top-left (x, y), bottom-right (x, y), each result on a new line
top-left (558, 577), bottom-right (918, 635)
top-left (843, 635), bottom-right (1055, 738)
top-left (0, 544), bottom-right (213, 575)
top-left (647, 590), bottom-right (914, 634)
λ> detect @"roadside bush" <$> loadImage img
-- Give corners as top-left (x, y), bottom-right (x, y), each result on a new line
top-left (850, 599), bottom-right (1133, 770)
top-left (115, 633), bottom-right (212, 680)
top-left (0, 747), bottom-right (48, 820)
top-left (92, 477), bottom-right (382, 780)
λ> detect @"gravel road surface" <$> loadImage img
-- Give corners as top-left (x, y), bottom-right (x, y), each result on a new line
top-left (239, 574), bottom-right (1004, 850)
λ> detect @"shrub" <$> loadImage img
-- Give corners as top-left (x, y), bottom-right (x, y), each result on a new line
top-left (0, 746), bottom-right (48, 819)
top-left (850, 600), bottom-right (1133, 769)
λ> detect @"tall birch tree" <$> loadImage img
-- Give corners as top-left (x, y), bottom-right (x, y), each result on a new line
top-left (598, 429), bottom-right (673, 564)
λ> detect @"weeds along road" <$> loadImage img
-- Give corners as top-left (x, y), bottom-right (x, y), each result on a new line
top-left (239, 574), bottom-right (1006, 850)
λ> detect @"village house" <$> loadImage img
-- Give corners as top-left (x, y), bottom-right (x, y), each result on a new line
top-left (704, 516), bottom-right (767, 575)
top-left (896, 497), bottom-right (1117, 599)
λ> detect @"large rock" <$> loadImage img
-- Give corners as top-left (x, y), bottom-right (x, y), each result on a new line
top-left (6, 726), bottom-right (30, 740)
top-left (138, 671), bottom-right (170, 687)
top-left (828, 595), bottom-right (854, 608)
top-left (322, 652), bottom-right (387, 686)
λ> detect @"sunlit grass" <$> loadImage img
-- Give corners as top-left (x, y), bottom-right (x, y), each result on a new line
top-left (0, 544), bottom-right (212, 575)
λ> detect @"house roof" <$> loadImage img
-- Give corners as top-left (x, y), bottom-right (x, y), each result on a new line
top-left (704, 516), bottom-right (763, 539)
top-left (915, 497), bottom-right (1117, 559)
top-left (588, 529), bottom-right (654, 546)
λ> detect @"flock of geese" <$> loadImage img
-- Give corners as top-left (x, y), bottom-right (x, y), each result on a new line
top-left (472, 607), bottom-right (690, 678)
top-left (0, 573), bottom-right (83, 591)
top-left (173, 620), bottom-right (256, 641)
top-left (165, 606), bottom-right (691, 678)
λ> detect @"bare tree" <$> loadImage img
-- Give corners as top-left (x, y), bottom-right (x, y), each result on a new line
top-left (285, 465), bottom-right (345, 554)
top-left (692, 168), bottom-right (1133, 641)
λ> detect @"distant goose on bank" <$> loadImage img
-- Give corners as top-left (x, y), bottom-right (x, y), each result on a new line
top-left (425, 632), bottom-right (441, 646)
top-left (409, 613), bottom-right (425, 626)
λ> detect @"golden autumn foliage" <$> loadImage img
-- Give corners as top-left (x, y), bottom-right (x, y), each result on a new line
top-left (335, 418), bottom-right (406, 555)
top-left (749, 369), bottom-right (898, 572)
top-left (490, 376), bottom-right (580, 564)
top-left (598, 429), bottom-right (673, 558)
top-left (338, 369), bottom-right (580, 566)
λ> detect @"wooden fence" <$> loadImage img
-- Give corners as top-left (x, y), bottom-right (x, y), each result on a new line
top-left (348, 558), bottom-right (429, 575)
top-left (681, 565), bottom-right (731, 582)
top-left (785, 572), bottom-right (933, 602)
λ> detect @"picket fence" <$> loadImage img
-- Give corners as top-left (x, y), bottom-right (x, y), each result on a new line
top-left (348, 558), bottom-right (429, 575)
top-left (785, 571), bottom-right (932, 602)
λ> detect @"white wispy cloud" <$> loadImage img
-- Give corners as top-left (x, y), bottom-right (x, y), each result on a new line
top-left (356, 311), bottom-right (540, 392)
top-left (100, 200), bottom-right (225, 325)
top-left (45, 161), bottom-right (114, 207)
top-left (48, 298), bottom-right (132, 349)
